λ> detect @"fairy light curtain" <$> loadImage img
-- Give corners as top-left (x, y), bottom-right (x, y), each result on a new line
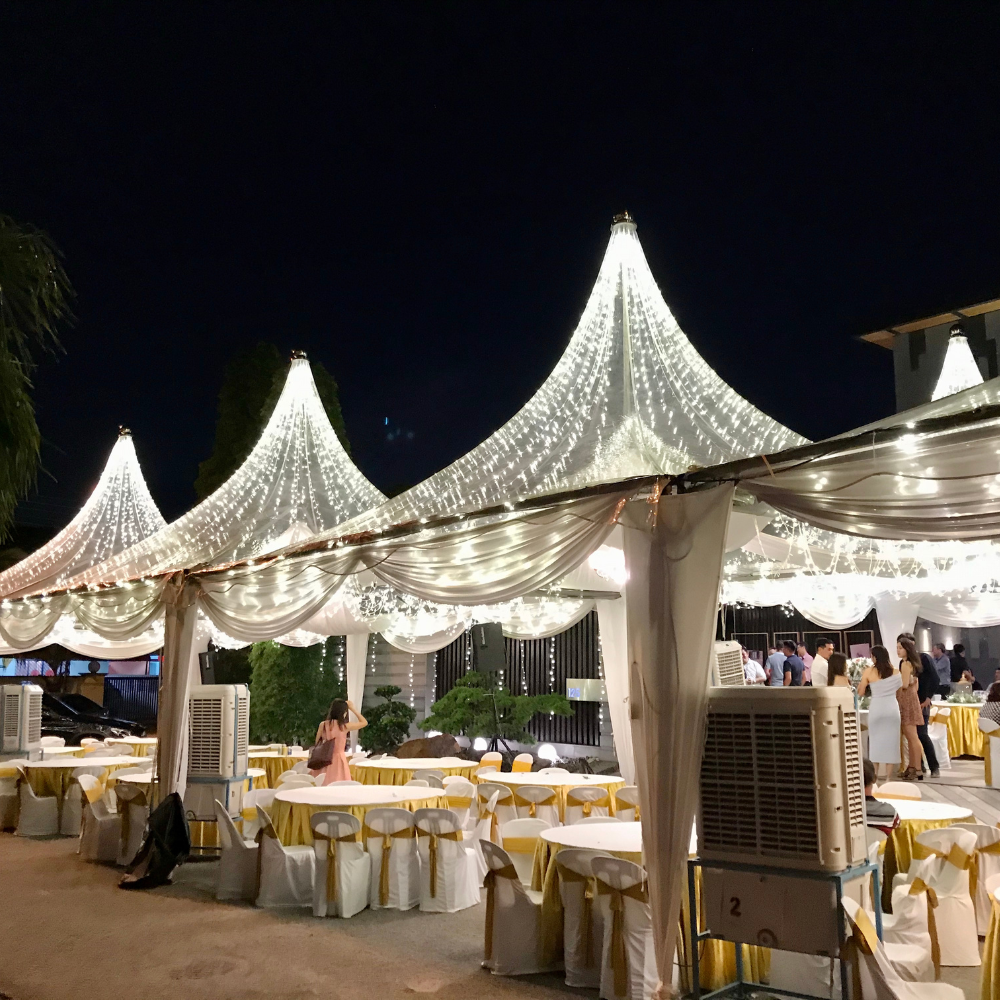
top-left (933, 330), bottom-right (985, 401)
top-left (0, 429), bottom-right (165, 600)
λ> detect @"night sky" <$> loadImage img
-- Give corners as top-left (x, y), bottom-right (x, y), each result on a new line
top-left (2, 4), bottom-right (999, 526)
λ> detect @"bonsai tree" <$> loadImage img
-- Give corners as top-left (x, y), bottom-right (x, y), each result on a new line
top-left (359, 685), bottom-right (417, 754)
top-left (419, 671), bottom-right (572, 745)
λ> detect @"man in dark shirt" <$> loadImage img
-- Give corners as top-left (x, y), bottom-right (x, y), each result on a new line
top-left (900, 631), bottom-right (940, 778)
top-left (780, 639), bottom-right (805, 686)
top-left (951, 643), bottom-right (969, 683)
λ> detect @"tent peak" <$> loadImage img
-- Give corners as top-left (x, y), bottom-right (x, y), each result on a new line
top-left (118, 426), bottom-right (131, 437)
top-left (612, 211), bottom-right (636, 230)
top-left (290, 349), bottom-right (308, 361)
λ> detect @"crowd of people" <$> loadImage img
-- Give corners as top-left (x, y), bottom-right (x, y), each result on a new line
top-left (741, 633), bottom-right (1000, 783)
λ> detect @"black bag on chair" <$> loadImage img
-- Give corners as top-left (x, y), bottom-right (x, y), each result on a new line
top-left (119, 792), bottom-right (191, 890)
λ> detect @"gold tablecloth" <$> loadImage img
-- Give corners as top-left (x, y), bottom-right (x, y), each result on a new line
top-left (946, 704), bottom-right (986, 758)
top-left (530, 839), bottom-right (768, 990)
top-left (106, 739), bottom-right (158, 758)
top-left (271, 792), bottom-right (448, 845)
top-left (248, 753), bottom-right (307, 788)
top-left (881, 814), bottom-right (974, 912)
top-left (486, 775), bottom-right (627, 821)
top-left (23, 760), bottom-right (138, 802)
top-left (982, 896), bottom-right (1000, 1000)
top-left (349, 761), bottom-right (479, 787)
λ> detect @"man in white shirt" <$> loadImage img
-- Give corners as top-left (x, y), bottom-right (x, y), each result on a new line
top-left (765, 646), bottom-right (786, 687)
top-left (811, 638), bottom-right (834, 687)
top-left (744, 657), bottom-right (767, 684)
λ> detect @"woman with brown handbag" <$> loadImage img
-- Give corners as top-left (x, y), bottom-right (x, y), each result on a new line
top-left (308, 698), bottom-right (367, 785)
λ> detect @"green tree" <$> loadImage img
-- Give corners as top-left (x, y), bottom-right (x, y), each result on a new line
top-left (419, 672), bottom-right (573, 745)
top-left (248, 637), bottom-right (346, 745)
top-left (359, 685), bottom-right (417, 754)
top-left (0, 215), bottom-right (75, 540)
top-left (194, 342), bottom-right (351, 500)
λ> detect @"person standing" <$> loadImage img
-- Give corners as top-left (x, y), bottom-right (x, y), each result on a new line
top-left (309, 698), bottom-right (368, 786)
top-left (899, 633), bottom-right (939, 778)
top-left (781, 640), bottom-right (805, 686)
top-left (796, 643), bottom-right (814, 684)
top-left (827, 651), bottom-right (852, 688)
top-left (896, 637), bottom-right (928, 781)
top-left (931, 643), bottom-right (952, 694)
top-left (950, 643), bottom-right (969, 683)
top-left (744, 656), bottom-right (767, 685)
top-left (811, 638), bottom-right (834, 688)
top-left (857, 645), bottom-right (902, 780)
top-left (766, 644), bottom-right (787, 687)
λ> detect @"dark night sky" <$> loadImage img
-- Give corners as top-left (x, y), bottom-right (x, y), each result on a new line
top-left (2, 3), bottom-right (999, 526)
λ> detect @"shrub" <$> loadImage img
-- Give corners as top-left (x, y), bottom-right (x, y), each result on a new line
top-left (359, 685), bottom-right (417, 754)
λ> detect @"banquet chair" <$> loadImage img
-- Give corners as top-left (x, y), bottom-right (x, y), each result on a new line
top-left (39, 736), bottom-right (65, 747)
top-left (841, 897), bottom-right (964, 1000)
top-left (88, 746), bottom-right (126, 758)
top-left (615, 786), bottom-right (641, 823)
top-left (241, 788), bottom-right (277, 840)
top-left (291, 761), bottom-right (310, 774)
top-left (323, 779), bottom-right (362, 786)
top-left (565, 786), bottom-right (611, 825)
top-left (512, 753), bottom-right (533, 773)
top-left (557, 848), bottom-right (613, 988)
top-left (877, 782), bottom-right (921, 800)
top-left (115, 782), bottom-right (148, 866)
top-left (414, 768), bottom-right (445, 781)
top-left (265, 743), bottom-right (285, 754)
top-left (591, 855), bottom-right (656, 1000)
top-left (480, 840), bottom-right (555, 976)
top-left (475, 765), bottom-right (498, 780)
top-left (213, 799), bottom-right (258, 901)
top-left (405, 779), bottom-right (430, 787)
top-left (255, 807), bottom-right (315, 909)
top-left (59, 775), bottom-right (89, 837)
top-left (16, 776), bottom-right (59, 837)
top-left (512, 784), bottom-right (560, 827)
top-left (289, 745), bottom-right (303, 753)
top-left (364, 807), bottom-right (419, 911)
top-left (538, 767), bottom-right (570, 777)
top-left (275, 770), bottom-right (313, 787)
top-left (979, 717), bottom-right (1000, 788)
top-left (413, 807), bottom-right (480, 913)
top-left (501, 817), bottom-right (551, 886)
top-left (481, 751), bottom-right (503, 770)
top-left (465, 790), bottom-right (498, 884)
top-left (310, 811), bottom-right (370, 918)
top-left (414, 774), bottom-right (445, 789)
top-left (77, 774), bottom-right (121, 862)
top-left (901, 826), bottom-right (981, 966)
top-left (865, 827), bottom-right (888, 906)
top-left (443, 777), bottom-right (475, 829)
top-left (476, 782), bottom-right (516, 840)
top-left (952, 822), bottom-right (1000, 933)
top-left (928, 707), bottom-right (952, 771)
top-left (80, 737), bottom-right (101, 746)
top-left (882, 883), bottom-right (937, 981)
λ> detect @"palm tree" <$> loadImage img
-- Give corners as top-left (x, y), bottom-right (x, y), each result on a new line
top-left (0, 214), bottom-right (75, 540)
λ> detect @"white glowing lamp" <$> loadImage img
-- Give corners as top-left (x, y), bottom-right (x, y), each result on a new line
top-left (473, 737), bottom-right (489, 751)
top-left (932, 328), bottom-right (984, 401)
top-left (425, 730), bottom-right (442, 738)
top-left (537, 743), bottom-right (559, 763)
top-left (588, 545), bottom-right (628, 587)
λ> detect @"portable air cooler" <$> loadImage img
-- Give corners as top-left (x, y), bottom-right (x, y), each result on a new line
top-left (183, 683), bottom-right (250, 821)
top-left (712, 640), bottom-right (746, 687)
top-left (1, 683), bottom-right (43, 755)
top-left (699, 686), bottom-right (865, 873)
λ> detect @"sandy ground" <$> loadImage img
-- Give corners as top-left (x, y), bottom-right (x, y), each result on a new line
top-left (0, 834), bottom-right (983, 1000)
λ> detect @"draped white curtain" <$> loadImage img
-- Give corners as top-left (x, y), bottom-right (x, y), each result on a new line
top-left (622, 485), bottom-right (735, 999)
top-left (345, 632), bottom-right (370, 751)
top-left (596, 596), bottom-right (633, 784)
top-left (873, 593), bottom-right (921, 648)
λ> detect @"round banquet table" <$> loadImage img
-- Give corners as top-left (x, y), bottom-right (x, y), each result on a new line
top-left (349, 756), bottom-right (479, 787)
top-left (248, 751), bottom-right (309, 788)
top-left (875, 796), bottom-right (975, 912)
top-left (941, 703), bottom-right (986, 758)
top-left (486, 771), bottom-right (626, 820)
top-left (107, 770), bottom-right (154, 787)
top-left (270, 784), bottom-right (448, 845)
top-left (106, 737), bottom-right (158, 758)
top-left (40, 746), bottom-right (87, 759)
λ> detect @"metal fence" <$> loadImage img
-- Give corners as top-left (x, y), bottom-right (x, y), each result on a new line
top-left (104, 676), bottom-right (159, 729)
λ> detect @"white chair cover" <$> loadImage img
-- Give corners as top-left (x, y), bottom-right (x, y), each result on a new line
top-left (952, 822), bottom-right (1000, 934)
top-left (254, 807), bottom-right (315, 909)
top-left (592, 855), bottom-right (656, 1000)
top-left (614, 785), bottom-right (641, 823)
top-left (442, 777), bottom-right (475, 829)
top-left (241, 788), bottom-right (276, 840)
top-left (512, 784), bottom-right (561, 828)
top-left (291, 760), bottom-right (309, 773)
top-left (928, 707), bottom-right (952, 771)
top-left (310, 811), bottom-right (370, 918)
top-left (114, 782), bottom-right (148, 866)
top-left (465, 790), bottom-right (498, 884)
top-left (481, 752), bottom-right (503, 769)
top-left (476, 782), bottom-right (516, 841)
top-left (480, 840), bottom-right (553, 976)
top-left (565, 786), bottom-right (611, 825)
top-left (557, 848), bottom-right (612, 988)
top-left (475, 766), bottom-right (498, 780)
top-left (877, 782), bottom-right (921, 800)
top-left (39, 736), bottom-right (65, 747)
top-left (364, 807), bottom-right (419, 911)
top-left (59, 777), bottom-right (85, 837)
top-left (512, 753), bottom-right (534, 772)
top-left (77, 774), bottom-right (120, 862)
top-left (405, 779), bottom-right (429, 787)
top-left (501, 817), bottom-right (550, 886)
top-left (883, 883), bottom-right (936, 977)
top-left (413, 808), bottom-right (480, 913)
top-left (16, 777), bottom-right (59, 837)
top-left (213, 798), bottom-right (258, 901)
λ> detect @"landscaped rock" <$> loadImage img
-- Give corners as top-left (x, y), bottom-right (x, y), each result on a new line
top-left (396, 734), bottom-right (461, 758)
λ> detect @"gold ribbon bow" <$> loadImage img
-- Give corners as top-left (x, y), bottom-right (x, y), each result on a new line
top-left (597, 879), bottom-right (648, 997)
top-left (478, 794), bottom-right (500, 841)
top-left (482, 862), bottom-right (520, 961)
top-left (512, 789), bottom-right (557, 818)
top-left (117, 787), bottom-right (147, 857)
top-left (574, 790), bottom-right (610, 818)
top-left (557, 863), bottom-right (598, 966)
top-left (615, 794), bottom-right (640, 820)
top-left (907, 878), bottom-right (941, 978)
top-left (313, 827), bottom-right (361, 907)
top-left (416, 828), bottom-right (463, 898)
top-left (362, 824), bottom-right (415, 906)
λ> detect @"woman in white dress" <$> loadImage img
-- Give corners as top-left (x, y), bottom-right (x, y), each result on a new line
top-left (857, 644), bottom-right (902, 780)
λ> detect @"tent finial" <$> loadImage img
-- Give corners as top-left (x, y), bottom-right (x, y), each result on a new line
top-left (290, 349), bottom-right (307, 361)
top-left (612, 211), bottom-right (636, 229)
top-left (118, 426), bottom-right (131, 437)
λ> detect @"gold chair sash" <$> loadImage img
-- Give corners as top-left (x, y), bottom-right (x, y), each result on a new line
top-left (482, 862), bottom-right (520, 961)
top-left (446, 794), bottom-right (473, 810)
top-left (416, 828), bottom-right (463, 898)
top-left (615, 794), bottom-right (640, 820)
top-left (362, 824), bottom-right (415, 906)
top-left (117, 788), bottom-right (147, 857)
top-left (313, 827), bottom-right (361, 907)
top-left (569, 789), bottom-right (610, 817)
top-left (502, 836), bottom-right (539, 856)
top-left (557, 863), bottom-right (597, 967)
top-left (842, 905), bottom-right (881, 1000)
top-left (874, 792), bottom-right (922, 801)
top-left (597, 879), bottom-right (648, 997)
top-left (477, 793), bottom-right (502, 840)
top-left (907, 878), bottom-right (941, 978)
top-left (512, 789), bottom-right (557, 817)
top-left (511, 760), bottom-right (532, 772)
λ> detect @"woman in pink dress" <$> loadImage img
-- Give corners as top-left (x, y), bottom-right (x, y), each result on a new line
top-left (309, 699), bottom-right (367, 786)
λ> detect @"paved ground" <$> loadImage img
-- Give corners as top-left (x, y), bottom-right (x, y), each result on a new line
top-left (0, 833), bottom-right (984, 1000)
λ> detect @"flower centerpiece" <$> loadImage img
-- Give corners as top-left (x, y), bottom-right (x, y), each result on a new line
top-left (947, 691), bottom-right (980, 705)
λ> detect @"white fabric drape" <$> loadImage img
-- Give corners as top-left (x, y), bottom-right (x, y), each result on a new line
top-left (622, 485), bottom-right (734, 998)
top-left (345, 632), bottom-right (369, 751)
top-left (873, 593), bottom-right (921, 647)
top-left (596, 596), bottom-right (633, 784)
top-left (381, 624), bottom-right (466, 654)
